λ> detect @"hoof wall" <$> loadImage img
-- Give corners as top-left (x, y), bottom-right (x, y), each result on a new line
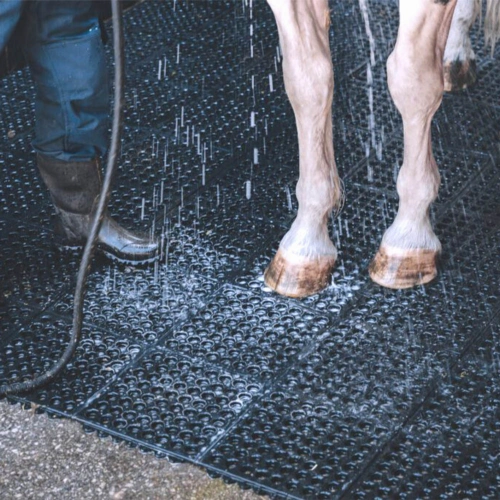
top-left (264, 249), bottom-right (335, 298)
top-left (443, 59), bottom-right (477, 92)
top-left (369, 246), bottom-right (438, 289)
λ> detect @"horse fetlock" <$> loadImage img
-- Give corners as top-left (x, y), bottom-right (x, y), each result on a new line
top-left (397, 167), bottom-right (440, 209)
top-left (296, 177), bottom-right (340, 216)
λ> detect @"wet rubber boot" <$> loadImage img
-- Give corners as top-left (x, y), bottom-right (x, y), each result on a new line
top-left (37, 154), bottom-right (159, 264)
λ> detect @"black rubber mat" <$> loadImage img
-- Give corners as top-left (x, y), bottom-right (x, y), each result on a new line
top-left (1, 1), bottom-right (500, 498)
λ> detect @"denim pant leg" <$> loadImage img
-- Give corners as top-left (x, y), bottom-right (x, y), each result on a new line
top-left (24, 1), bottom-right (109, 161)
top-left (0, 0), bottom-right (23, 51)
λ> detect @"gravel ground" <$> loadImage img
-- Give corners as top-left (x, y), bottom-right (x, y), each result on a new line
top-left (0, 401), bottom-right (266, 500)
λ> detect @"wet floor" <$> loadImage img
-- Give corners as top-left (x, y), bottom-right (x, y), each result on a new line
top-left (1, 1), bottom-right (500, 498)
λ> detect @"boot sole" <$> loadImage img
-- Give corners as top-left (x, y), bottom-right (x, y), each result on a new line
top-left (56, 242), bottom-right (159, 265)
top-left (101, 248), bottom-right (160, 265)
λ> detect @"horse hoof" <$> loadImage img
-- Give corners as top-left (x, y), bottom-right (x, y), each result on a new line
top-left (369, 245), bottom-right (439, 289)
top-left (443, 59), bottom-right (477, 92)
top-left (264, 248), bottom-right (336, 298)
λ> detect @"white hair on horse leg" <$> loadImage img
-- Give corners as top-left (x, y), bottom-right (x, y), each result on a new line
top-left (485, 0), bottom-right (500, 55)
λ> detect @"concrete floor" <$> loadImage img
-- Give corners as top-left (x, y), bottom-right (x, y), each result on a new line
top-left (0, 401), bottom-right (265, 499)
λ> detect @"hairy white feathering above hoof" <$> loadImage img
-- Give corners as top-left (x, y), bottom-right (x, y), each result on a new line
top-left (264, 247), bottom-right (336, 298)
top-left (369, 245), bottom-right (439, 289)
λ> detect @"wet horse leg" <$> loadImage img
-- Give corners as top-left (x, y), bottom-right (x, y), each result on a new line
top-left (444, 0), bottom-right (479, 91)
top-left (264, 0), bottom-right (341, 298)
top-left (370, 0), bottom-right (458, 289)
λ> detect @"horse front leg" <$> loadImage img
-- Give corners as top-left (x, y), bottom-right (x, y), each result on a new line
top-left (444, 0), bottom-right (479, 91)
top-left (370, 0), bottom-right (458, 289)
top-left (264, 0), bottom-right (341, 298)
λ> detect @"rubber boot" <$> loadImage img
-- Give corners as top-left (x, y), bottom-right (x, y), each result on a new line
top-left (37, 154), bottom-right (159, 264)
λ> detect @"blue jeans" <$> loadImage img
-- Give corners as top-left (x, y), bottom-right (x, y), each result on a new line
top-left (0, 1), bottom-right (109, 161)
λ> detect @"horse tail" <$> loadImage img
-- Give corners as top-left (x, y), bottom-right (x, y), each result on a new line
top-left (484, 0), bottom-right (500, 54)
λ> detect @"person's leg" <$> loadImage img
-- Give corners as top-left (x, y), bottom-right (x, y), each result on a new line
top-left (0, 0), bottom-right (24, 52)
top-left (24, 0), bottom-right (109, 160)
top-left (23, 1), bottom-right (158, 263)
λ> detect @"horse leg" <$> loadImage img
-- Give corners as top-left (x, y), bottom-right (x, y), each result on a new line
top-left (369, 0), bottom-right (458, 289)
top-left (444, 0), bottom-right (479, 91)
top-left (264, 0), bottom-right (341, 298)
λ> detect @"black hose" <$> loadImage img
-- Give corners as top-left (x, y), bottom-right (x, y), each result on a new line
top-left (0, 0), bottom-right (124, 396)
